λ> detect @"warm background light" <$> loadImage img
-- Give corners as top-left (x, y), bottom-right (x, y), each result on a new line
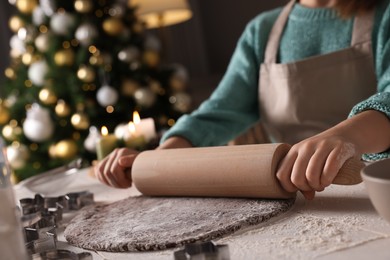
top-left (130, 0), bottom-right (192, 28)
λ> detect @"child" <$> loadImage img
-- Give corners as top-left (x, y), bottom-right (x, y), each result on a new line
top-left (95, 0), bottom-right (390, 200)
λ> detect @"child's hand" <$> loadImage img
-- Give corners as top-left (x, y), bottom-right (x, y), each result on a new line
top-left (275, 133), bottom-right (359, 200)
top-left (94, 147), bottom-right (139, 188)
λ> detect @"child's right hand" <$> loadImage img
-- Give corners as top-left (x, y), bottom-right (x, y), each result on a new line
top-left (94, 147), bottom-right (139, 189)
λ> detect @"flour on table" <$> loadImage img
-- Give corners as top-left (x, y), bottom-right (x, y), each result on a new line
top-left (220, 213), bottom-right (389, 260)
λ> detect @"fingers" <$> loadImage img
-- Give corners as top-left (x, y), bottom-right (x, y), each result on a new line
top-left (95, 148), bottom-right (137, 189)
top-left (277, 137), bottom-right (358, 200)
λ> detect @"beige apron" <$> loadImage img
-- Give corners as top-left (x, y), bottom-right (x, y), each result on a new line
top-left (233, 0), bottom-right (377, 145)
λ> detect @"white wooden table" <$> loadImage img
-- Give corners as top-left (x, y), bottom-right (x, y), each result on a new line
top-left (14, 168), bottom-right (390, 260)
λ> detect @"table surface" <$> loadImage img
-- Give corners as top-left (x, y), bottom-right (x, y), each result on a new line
top-left (14, 168), bottom-right (390, 260)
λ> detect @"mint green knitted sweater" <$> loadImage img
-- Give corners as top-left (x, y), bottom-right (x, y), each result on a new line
top-left (162, 1), bottom-right (390, 160)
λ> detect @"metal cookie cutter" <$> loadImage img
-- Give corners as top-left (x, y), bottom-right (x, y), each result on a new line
top-left (20, 191), bottom-right (94, 255)
top-left (31, 249), bottom-right (92, 260)
top-left (174, 241), bottom-right (230, 260)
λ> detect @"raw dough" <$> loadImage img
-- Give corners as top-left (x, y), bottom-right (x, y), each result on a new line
top-left (64, 196), bottom-right (294, 252)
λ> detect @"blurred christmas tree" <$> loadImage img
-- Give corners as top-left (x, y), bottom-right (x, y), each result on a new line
top-left (0, 0), bottom-right (192, 181)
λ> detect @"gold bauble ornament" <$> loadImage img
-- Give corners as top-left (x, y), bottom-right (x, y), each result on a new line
top-left (143, 50), bottom-right (160, 67)
top-left (54, 49), bottom-right (75, 66)
top-left (71, 112), bottom-right (90, 130)
top-left (55, 100), bottom-right (71, 117)
top-left (2, 125), bottom-right (22, 141)
top-left (39, 88), bottom-right (57, 105)
top-left (121, 79), bottom-right (140, 96)
top-left (5, 68), bottom-right (16, 80)
top-left (16, 0), bottom-right (38, 14)
top-left (9, 16), bottom-right (25, 33)
top-left (22, 52), bottom-right (34, 65)
top-left (74, 0), bottom-right (94, 13)
top-left (0, 103), bottom-right (10, 124)
top-left (77, 66), bottom-right (96, 83)
top-left (54, 139), bottom-right (78, 160)
top-left (102, 18), bottom-right (124, 36)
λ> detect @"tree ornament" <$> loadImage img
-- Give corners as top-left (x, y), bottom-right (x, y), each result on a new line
top-left (39, 88), bottom-right (57, 105)
top-left (39, 0), bottom-right (56, 16)
top-left (9, 16), bottom-right (25, 33)
top-left (143, 50), bottom-right (160, 67)
top-left (22, 52), bottom-right (34, 65)
top-left (170, 92), bottom-right (192, 113)
top-left (121, 79), bottom-right (140, 97)
top-left (35, 33), bottom-right (51, 52)
top-left (17, 25), bottom-right (36, 43)
top-left (109, 4), bottom-right (126, 18)
top-left (53, 139), bottom-right (78, 160)
top-left (6, 142), bottom-right (29, 169)
top-left (84, 126), bottom-right (100, 153)
top-left (10, 34), bottom-right (26, 56)
top-left (50, 12), bottom-right (75, 35)
top-left (55, 100), bottom-right (71, 117)
top-left (134, 88), bottom-right (156, 108)
top-left (74, 0), bottom-right (94, 13)
top-left (28, 60), bottom-right (48, 86)
top-left (32, 7), bottom-right (46, 25)
top-left (75, 23), bottom-right (98, 46)
top-left (54, 48), bottom-right (75, 66)
top-left (150, 80), bottom-right (165, 95)
top-left (118, 46), bottom-right (140, 63)
top-left (77, 66), bottom-right (96, 83)
top-left (71, 111), bottom-right (90, 130)
top-left (102, 18), bottom-right (124, 36)
top-left (0, 101), bottom-right (10, 124)
top-left (4, 68), bottom-right (16, 80)
top-left (23, 104), bottom-right (54, 142)
top-left (96, 85), bottom-right (119, 107)
top-left (16, 0), bottom-right (38, 14)
top-left (2, 124), bottom-right (22, 141)
top-left (170, 76), bottom-right (187, 92)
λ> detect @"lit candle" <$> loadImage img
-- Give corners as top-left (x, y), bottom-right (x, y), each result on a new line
top-left (96, 126), bottom-right (118, 160)
top-left (124, 121), bottom-right (146, 149)
top-left (132, 111), bottom-right (157, 142)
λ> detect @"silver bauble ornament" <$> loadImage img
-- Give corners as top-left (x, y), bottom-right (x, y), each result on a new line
top-left (23, 104), bottom-right (54, 142)
top-left (10, 34), bottom-right (26, 55)
top-left (28, 60), bottom-right (48, 86)
top-left (134, 88), bottom-right (156, 108)
top-left (75, 23), bottom-right (98, 46)
top-left (40, 0), bottom-right (56, 16)
top-left (50, 12), bottom-right (75, 35)
top-left (32, 7), bottom-right (46, 25)
top-left (96, 85), bottom-right (119, 107)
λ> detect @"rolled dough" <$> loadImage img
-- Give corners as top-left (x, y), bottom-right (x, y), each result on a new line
top-left (64, 196), bottom-right (295, 252)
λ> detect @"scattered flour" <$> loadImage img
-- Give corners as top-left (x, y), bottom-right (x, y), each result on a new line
top-left (220, 213), bottom-right (389, 260)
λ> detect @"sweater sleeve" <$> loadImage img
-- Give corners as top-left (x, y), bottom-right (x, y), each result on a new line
top-left (161, 14), bottom-right (277, 147)
top-left (348, 2), bottom-right (390, 161)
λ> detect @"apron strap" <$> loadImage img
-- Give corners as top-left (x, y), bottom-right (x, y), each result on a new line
top-left (264, 0), bottom-right (295, 64)
top-left (351, 9), bottom-right (375, 45)
top-left (264, 0), bottom-right (375, 64)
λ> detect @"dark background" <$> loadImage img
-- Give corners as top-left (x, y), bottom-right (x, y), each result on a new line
top-left (0, 0), bottom-right (287, 104)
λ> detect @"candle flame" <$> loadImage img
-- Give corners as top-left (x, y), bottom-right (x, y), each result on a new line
top-left (133, 111), bottom-right (141, 124)
top-left (128, 121), bottom-right (136, 134)
top-left (101, 126), bottom-right (108, 136)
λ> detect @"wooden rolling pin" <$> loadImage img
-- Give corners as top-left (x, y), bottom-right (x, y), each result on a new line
top-left (131, 143), bottom-right (364, 199)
